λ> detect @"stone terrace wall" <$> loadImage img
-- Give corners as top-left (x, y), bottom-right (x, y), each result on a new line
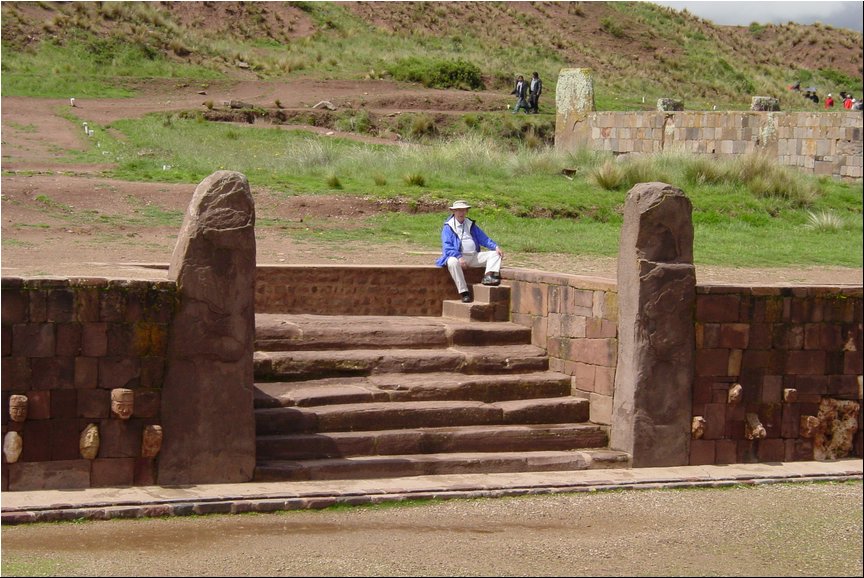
top-left (2, 278), bottom-right (176, 491)
top-left (691, 285), bottom-right (863, 465)
top-left (256, 265), bottom-right (482, 315)
top-left (559, 111), bottom-right (863, 180)
top-left (507, 270), bottom-right (618, 427)
top-left (4, 268), bottom-right (861, 491)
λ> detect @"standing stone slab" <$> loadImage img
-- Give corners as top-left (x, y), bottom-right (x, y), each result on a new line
top-left (611, 182), bottom-right (695, 467)
top-left (158, 171), bottom-right (256, 484)
top-left (555, 68), bottom-right (596, 152)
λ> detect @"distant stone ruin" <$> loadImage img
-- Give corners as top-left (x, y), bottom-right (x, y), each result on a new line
top-left (555, 70), bottom-right (863, 180)
top-left (750, 96), bottom-right (780, 111)
top-left (657, 98), bottom-right (684, 111)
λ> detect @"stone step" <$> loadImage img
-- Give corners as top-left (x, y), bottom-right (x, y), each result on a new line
top-left (471, 284), bottom-right (511, 303)
top-left (441, 284), bottom-right (512, 322)
top-left (445, 323), bottom-right (531, 346)
top-left (253, 449), bottom-right (632, 482)
top-left (254, 371), bottom-right (573, 408)
top-left (255, 314), bottom-right (447, 351)
top-left (255, 397), bottom-right (590, 435)
top-left (254, 344), bottom-right (550, 381)
top-left (255, 314), bottom-right (530, 350)
top-left (441, 299), bottom-right (509, 322)
top-left (257, 423), bottom-right (609, 460)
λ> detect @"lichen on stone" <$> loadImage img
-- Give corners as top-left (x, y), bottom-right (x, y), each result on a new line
top-left (556, 68), bottom-right (595, 116)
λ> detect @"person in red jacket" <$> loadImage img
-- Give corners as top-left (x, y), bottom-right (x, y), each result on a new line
top-left (825, 93), bottom-right (834, 108)
top-left (844, 95), bottom-right (854, 109)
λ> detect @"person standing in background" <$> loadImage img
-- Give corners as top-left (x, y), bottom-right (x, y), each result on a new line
top-left (511, 75), bottom-right (530, 114)
top-left (528, 72), bottom-right (543, 114)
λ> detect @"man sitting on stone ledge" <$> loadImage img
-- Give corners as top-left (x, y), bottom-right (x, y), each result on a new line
top-left (435, 200), bottom-right (504, 303)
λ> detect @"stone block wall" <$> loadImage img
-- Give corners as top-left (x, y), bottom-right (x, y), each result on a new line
top-left (507, 269), bottom-right (618, 425)
top-left (690, 285), bottom-right (863, 465)
top-left (2, 278), bottom-right (176, 491)
top-left (561, 111), bottom-right (863, 180)
top-left (3, 268), bottom-right (861, 492)
top-left (256, 265), bottom-right (482, 315)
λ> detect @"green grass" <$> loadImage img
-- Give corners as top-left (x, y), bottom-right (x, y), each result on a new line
top-left (18, 112), bottom-right (864, 271)
top-left (1, 39), bottom-right (220, 98)
top-left (2, 1), bottom-right (861, 110)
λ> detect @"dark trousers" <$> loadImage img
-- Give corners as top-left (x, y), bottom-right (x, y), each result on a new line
top-left (512, 97), bottom-right (530, 113)
top-left (529, 93), bottom-right (540, 113)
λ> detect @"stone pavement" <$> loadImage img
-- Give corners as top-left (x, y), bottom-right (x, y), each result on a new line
top-left (2, 459), bottom-right (861, 525)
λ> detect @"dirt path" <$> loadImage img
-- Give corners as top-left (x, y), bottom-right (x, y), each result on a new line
top-left (2, 482), bottom-right (861, 577)
top-left (1, 80), bottom-right (862, 286)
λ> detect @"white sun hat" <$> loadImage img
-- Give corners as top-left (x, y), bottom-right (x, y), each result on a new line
top-left (449, 200), bottom-right (471, 210)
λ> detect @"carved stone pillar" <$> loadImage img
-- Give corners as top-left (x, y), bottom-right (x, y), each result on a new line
top-left (158, 170), bottom-right (257, 484)
top-left (611, 182), bottom-right (696, 467)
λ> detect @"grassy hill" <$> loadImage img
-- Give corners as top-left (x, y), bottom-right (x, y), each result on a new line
top-left (2, 1), bottom-right (862, 109)
top-left (1, 1), bottom-right (861, 270)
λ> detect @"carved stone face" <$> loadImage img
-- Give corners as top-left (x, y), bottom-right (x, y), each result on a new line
top-left (3, 431), bottom-right (23, 463)
top-left (9, 394), bottom-right (28, 423)
top-left (141, 424), bottom-right (163, 458)
top-left (80, 423), bottom-right (100, 460)
top-left (691, 416), bottom-right (706, 439)
top-left (111, 388), bottom-right (135, 420)
top-left (727, 383), bottom-right (743, 404)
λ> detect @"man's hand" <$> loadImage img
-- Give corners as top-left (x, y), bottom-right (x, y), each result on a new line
top-left (496, 247), bottom-right (504, 258)
top-left (459, 257), bottom-right (468, 269)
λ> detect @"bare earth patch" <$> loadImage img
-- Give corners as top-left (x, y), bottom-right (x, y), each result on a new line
top-left (1, 82), bottom-right (861, 286)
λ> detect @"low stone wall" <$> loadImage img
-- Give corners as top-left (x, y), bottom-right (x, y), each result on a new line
top-left (2, 278), bottom-right (176, 491)
top-left (691, 285), bottom-right (863, 465)
top-left (558, 110), bottom-right (863, 180)
top-left (256, 265), bottom-right (482, 316)
top-left (4, 266), bottom-right (861, 491)
top-left (507, 270), bottom-right (618, 426)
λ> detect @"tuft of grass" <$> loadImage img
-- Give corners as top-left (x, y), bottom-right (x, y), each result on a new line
top-left (326, 174), bottom-right (342, 189)
top-left (591, 160), bottom-right (625, 190)
top-left (401, 114), bottom-right (438, 141)
top-left (334, 110), bottom-right (372, 134)
top-left (683, 156), bottom-right (728, 185)
top-left (403, 173), bottom-right (426, 187)
top-left (805, 209), bottom-right (845, 232)
top-left (601, 17), bottom-right (626, 38)
top-left (620, 155), bottom-right (667, 189)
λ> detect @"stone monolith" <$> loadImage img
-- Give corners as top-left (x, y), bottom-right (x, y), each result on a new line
top-left (555, 68), bottom-right (596, 151)
top-left (158, 170), bottom-right (257, 484)
top-left (610, 182), bottom-right (695, 467)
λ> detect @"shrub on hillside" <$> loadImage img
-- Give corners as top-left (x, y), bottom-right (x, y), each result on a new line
top-left (389, 57), bottom-right (484, 91)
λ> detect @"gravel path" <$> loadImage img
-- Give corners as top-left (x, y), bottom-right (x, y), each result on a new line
top-left (2, 481), bottom-right (861, 577)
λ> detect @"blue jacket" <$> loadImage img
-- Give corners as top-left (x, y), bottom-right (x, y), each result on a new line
top-left (435, 215), bottom-right (498, 267)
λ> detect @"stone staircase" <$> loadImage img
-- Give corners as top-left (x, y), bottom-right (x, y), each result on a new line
top-left (252, 283), bottom-right (630, 482)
